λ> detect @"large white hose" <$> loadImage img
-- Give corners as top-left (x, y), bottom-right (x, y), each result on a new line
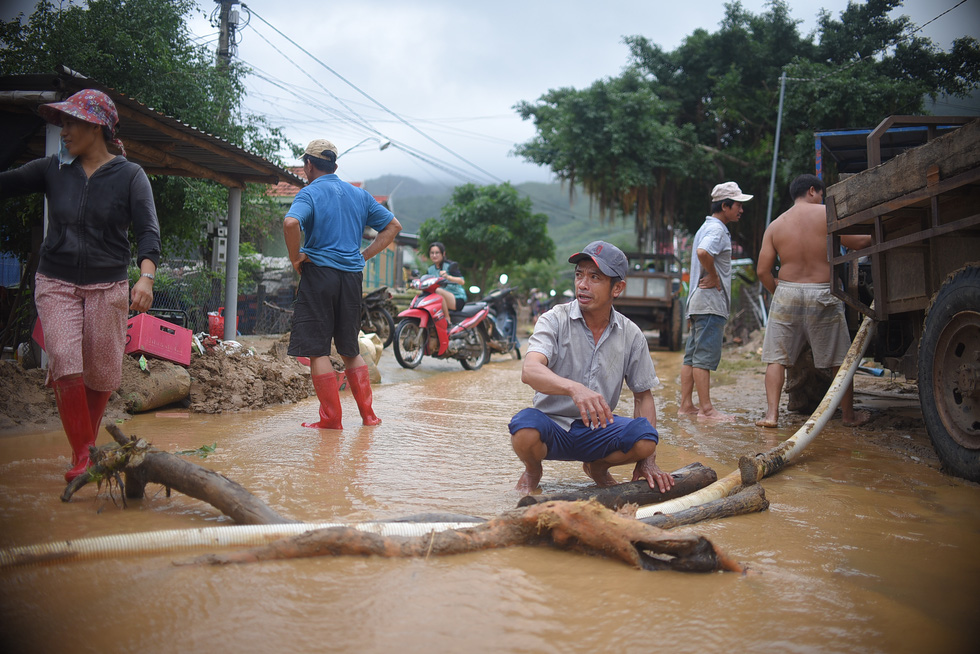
top-left (0, 521), bottom-right (477, 569)
top-left (636, 311), bottom-right (876, 519)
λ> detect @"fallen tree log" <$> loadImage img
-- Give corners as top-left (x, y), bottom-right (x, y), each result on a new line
top-left (191, 499), bottom-right (744, 573)
top-left (516, 462), bottom-right (717, 509)
top-left (60, 424), bottom-right (293, 526)
top-left (640, 484), bottom-right (768, 529)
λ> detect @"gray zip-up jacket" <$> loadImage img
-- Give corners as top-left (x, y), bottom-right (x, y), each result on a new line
top-left (0, 155), bottom-right (161, 285)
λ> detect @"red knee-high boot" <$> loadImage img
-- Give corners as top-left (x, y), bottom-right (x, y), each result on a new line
top-left (346, 365), bottom-right (381, 425)
top-left (53, 374), bottom-right (96, 482)
top-left (85, 386), bottom-right (113, 437)
top-left (303, 372), bottom-right (343, 429)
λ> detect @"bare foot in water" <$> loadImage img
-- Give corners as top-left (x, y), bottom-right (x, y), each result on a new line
top-left (697, 408), bottom-right (735, 422)
top-left (515, 469), bottom-right (542, 495)
top-left (843, 409), bottom-right (872, 427)
top-left (583, 462), bottom-right (617, 487)
top-left (755, 416), bottom-right (779, 428)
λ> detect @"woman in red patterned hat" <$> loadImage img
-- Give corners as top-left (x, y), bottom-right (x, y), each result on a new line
top-left (0, 88), bottom-right (161, 482)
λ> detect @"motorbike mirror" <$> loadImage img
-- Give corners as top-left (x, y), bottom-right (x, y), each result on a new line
top-left (469, 285), bottom-right (481, 295)
top-left (499, 274), bottom-right (508, 285)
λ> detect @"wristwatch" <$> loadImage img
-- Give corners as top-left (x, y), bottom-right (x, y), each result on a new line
top-left (141, 272), bottom-right (155, 280)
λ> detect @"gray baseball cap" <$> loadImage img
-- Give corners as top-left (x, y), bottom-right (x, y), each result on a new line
top-left (568, 241), bottom-right (629, 279)
top-left (711, 181), bottom-right (753, 202)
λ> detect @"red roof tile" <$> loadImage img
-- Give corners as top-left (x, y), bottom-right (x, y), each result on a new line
top-left (266, 168), bottom-right (388, 205)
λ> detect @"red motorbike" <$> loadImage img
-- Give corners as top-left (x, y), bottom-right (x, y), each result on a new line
top-left (393, 274), bottom-right (491, 370)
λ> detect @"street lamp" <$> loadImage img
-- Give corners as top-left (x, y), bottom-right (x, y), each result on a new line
top-left (338, 137), bottom-right (392, 158)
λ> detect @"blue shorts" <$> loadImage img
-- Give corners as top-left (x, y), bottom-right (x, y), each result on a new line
top-left (683, 313), bottom-right (726, 370)
top-left (508, 408), bottom-right (659, 462)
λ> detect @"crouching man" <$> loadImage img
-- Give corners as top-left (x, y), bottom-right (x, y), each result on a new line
top-left (508, 241), bottom-right (675, 495)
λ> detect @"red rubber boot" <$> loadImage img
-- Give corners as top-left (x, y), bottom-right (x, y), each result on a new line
top-left (346, 365), bottom-right (381, 425)
top-left (53, 374), bottom-right (96, 482)
top-left (86, 386), bottom-right (113, 437)
top-left (303, 372), bottom-right (343, 429)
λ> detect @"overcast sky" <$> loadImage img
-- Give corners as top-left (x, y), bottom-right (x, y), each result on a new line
top-left (5, 1), bottom-right (979, 187)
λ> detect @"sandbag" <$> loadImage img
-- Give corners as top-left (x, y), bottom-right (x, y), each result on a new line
top-left (358, 331), bottom-right (382, 384)
top-left (120, 357), bottom-right (192, 412)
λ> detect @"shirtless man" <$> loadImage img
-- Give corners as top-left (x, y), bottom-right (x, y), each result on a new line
top-left (755, 174), bottom-right (872, 428)
top-left (508, 241), bottom-right (674, 496)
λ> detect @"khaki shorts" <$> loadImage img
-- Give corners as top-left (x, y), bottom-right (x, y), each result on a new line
top-left (761, 281), bottom-right (850, 369)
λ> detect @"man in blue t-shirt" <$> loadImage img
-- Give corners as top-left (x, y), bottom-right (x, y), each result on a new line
top-left (284, 139), bottom-right (402, 430)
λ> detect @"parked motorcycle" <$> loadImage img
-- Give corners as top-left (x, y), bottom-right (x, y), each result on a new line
top-left (393, 274), bottom-right (491, 370)
top-left (360, 286), bottom-right (395, 348)
top-left (480, 286), bottom-right (521, 359)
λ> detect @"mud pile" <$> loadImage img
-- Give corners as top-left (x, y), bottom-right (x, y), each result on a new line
top-left (0, 335), bottom-right (314, 433)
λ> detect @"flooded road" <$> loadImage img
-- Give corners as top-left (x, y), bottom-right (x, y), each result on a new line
top-left (1, 347), bottom-right (979, 653)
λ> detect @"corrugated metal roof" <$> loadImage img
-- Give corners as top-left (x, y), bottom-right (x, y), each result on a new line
top-left (0, 67), bottom-right (305, 190)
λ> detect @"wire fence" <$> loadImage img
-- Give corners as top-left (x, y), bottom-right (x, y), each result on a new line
top-left (145, 257), bottom-right (298, 336)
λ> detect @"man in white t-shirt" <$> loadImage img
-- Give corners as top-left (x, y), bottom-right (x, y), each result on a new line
top-left (678, 182), bottom-right (752, 421)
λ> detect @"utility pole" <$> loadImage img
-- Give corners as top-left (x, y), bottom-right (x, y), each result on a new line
top-left (215, 0), bottom-right (239, 70)
top-left (214, 0), bottom-right (242, 339)
top-left (765, 71), bottom-right (787, 229)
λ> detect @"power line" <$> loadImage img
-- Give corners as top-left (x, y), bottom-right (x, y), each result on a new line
top-left (219, 5), bottom-right (588, 217)
top-left (242, 22), bottom-right (384, 140)
top-left (239, 55), bottom-right (497, 184)
top-left (241, 3), bottom-right (506, 185)
top-left (785, 0), bottom-right (970, 84)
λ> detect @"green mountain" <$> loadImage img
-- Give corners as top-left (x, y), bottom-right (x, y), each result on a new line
top-left (364, 177), bottom-right (635, 257)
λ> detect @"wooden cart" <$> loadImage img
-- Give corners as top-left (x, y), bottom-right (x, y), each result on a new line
top-left (825, 116), bottom-right (980, 480)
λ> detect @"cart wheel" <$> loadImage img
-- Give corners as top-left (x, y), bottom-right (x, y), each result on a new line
top-left (919, 265), bottom-right (980, 481)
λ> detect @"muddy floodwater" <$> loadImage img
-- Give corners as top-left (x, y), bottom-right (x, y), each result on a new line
top-left (1, 346), bottom-right (979, 653)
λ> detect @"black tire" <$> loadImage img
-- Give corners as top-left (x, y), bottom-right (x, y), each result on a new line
top-left (514, 343), bottom-right (522, 360)
top-left (366, 308), bottom-right (395, 348)
top-left (918, 264), bottom-right (980, 482)
top-left (393, 320), bottom-right (425, 369)
top-left (459, 325), bottom-right (490, 370)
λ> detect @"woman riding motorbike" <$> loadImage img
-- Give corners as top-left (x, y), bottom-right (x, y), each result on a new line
top-left (426, 242), bottom-right (467, 319)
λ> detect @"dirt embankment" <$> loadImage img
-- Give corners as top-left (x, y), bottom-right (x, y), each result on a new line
top-left (0, 335), bottom-right (313, 433)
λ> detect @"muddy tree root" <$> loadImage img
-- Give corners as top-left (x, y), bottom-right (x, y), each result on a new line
top-left (516, 462), bottom-right (718, 509)
top-left (191, 499), bottom-right (744, 573)
top-left (61, 424), bottom-right (293, 525)
top-left (640, 484), bottom-right (769, 529)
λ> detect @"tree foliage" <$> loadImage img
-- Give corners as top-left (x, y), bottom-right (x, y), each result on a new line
top-left (515, 0), bottom-right (980, 262)
top-left (418, 183), bottom-right (555, 295)
top-left (1, 0), bottom-right (294, 260)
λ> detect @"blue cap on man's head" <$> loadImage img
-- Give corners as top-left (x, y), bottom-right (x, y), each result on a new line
top-left (568, 241), bottom-right (629, 280)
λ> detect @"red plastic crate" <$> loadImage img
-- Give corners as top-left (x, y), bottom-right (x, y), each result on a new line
top-left (125, 313), bottom-right (192, 366)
